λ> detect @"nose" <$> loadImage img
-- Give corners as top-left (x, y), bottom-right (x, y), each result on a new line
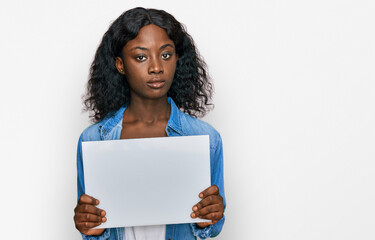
top-left (148, 57), bottom-right (163, 74)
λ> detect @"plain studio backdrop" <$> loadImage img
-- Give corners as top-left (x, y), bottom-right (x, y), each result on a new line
top-left (0, 0), bottom-right (374, 239)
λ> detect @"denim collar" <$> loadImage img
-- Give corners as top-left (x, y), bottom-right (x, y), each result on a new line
top-left (166, 97), bottom-right (183, 135)
top-left (99, 97), bottom-right (183, 137)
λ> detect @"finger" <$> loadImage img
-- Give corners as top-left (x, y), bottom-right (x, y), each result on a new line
top-left (82, 228), bottom-right (106, 236)
top-left (74, 213), bottom-right (107, 223)
top-left (199, 185), bottom-right (220, 199)
top-left (78, 194), bottom-right (99, 205)
top-left (76, 221), bottom-right (102, 231)
top-left (194, 203), bottom-right (223, 217)
top-left (193, 194), bottom-right (223, 210)
top-left (199, 212), bottom-right (223, 221)
top-left (191, 204), bottom-right (220, 218)
top-left (196, 221), bottom-right (214, 228)
top-left (75, 204), bottom-right (106, 216)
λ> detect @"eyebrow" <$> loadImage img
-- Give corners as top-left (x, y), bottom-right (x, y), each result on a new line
top-left (131, 46), bottom-right (147, 51)
top-left (130, 43), bottom-right (175, 51)
top-left (160, 43), bottom-right (174, 49)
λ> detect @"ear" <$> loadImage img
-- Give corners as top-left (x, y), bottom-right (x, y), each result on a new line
top-left (115, 57), bottom-right (126, 75)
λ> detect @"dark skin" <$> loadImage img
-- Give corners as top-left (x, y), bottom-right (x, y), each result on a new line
top-left (74, 24), bottom-right (224, 235)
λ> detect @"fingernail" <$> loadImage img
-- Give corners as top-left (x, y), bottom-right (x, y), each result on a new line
top-left (193, 206), bottom-right (198, 211)
top-left (199, 193), bottom-right (203, 198)
top-left (191, 213), bottom-right (195, 218)
top-left (102, 217), bottom-right (107, 222)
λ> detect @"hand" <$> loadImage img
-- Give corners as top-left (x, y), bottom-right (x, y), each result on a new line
top-left (191, 185), bottom-right (224, 228)
top-left (74, 194), bottom-right (107, 236)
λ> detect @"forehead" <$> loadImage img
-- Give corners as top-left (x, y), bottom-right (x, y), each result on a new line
top-left (124, 24), bottom-right (174, 50)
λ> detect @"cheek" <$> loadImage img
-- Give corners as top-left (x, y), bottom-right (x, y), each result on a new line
top-left (167, 63), bottom-right (177, 78)
top-left (124, 64), bottom-right (146, 80)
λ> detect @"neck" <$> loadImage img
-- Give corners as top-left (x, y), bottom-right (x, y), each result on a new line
top-left (125, 95), bottom-right (170, 123)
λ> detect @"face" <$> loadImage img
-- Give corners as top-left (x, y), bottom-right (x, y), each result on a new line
top-left (115, 24), bottom-right (178, 101)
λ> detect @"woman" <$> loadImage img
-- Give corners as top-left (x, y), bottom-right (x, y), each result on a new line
top-left (74, 7), bottom-right (225, 240)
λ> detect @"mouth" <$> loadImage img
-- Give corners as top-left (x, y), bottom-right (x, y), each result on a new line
top-left (147, 80), bottom-right (166, 89)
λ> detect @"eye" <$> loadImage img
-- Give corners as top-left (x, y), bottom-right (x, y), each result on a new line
top-left (161, 52), bottom-right (172, 60)
top-left (135, 55), bottom-right (147, 62)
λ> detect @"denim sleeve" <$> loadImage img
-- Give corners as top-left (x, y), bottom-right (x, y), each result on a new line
top-left (190, 134), bottom-right (226, 239)
top-left (80, 229), bottom-right (111, 240)
top-left (77, 134), bottom-right (85, 200)
top-left (77, 135), bottom-right (111, 240)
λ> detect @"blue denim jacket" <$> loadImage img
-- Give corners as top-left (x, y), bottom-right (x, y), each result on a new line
top-left (76, 97), bottom-right (226, 240)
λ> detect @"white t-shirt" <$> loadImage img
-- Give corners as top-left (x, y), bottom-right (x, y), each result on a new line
top-left (124, 225), bottom-right (166, 240)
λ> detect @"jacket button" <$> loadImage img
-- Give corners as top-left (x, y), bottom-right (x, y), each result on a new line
top-left (167, 129), bottom-right (171, 133)
top-left (103, 129), bottom-right (107, 133)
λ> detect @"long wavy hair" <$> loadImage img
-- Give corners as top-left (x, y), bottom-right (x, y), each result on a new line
top-left (84, 7), bottom-right (213, 123)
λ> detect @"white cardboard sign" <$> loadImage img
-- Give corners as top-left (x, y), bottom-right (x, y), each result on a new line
top-left (82, 135), bottom-right (211, 228)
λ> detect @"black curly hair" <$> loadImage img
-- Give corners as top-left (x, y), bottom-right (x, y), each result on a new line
top-left (84, 7), bottom-right (213, 123)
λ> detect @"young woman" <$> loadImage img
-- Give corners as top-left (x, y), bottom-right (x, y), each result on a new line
top-left (74, 7), bottom-right (225, 240)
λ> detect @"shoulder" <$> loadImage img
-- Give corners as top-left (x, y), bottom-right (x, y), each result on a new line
top-left (79, 122), bottom-right (102, 142)
top-left (179, 111), bottom-right (222, 150)
top-left (79, 107), bottom-right (126, 142)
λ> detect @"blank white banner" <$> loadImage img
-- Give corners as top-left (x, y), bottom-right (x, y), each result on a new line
top-left (82, 135), bottom-right (211, 228)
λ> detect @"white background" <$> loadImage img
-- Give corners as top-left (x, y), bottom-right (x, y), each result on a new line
top-left (1, 0), bottom-right (374, 239)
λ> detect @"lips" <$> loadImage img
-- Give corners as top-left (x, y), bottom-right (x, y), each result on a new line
top-left (147, 79), bottom-right (166, 89)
